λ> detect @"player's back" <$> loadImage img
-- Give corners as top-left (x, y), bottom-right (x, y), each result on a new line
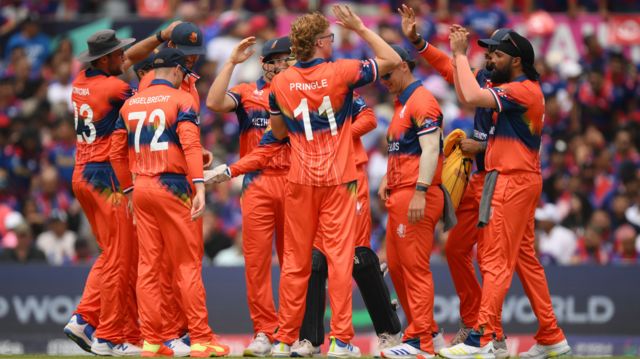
top-left (71, 68), bottom-right (132, 169)
top-left (119, 79), bottom-right (199, 177)
top-left (270, 58), bottom-right (377, 186)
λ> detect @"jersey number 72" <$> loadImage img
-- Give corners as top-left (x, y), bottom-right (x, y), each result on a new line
top-left (127, 109), bottom-right (169, 153)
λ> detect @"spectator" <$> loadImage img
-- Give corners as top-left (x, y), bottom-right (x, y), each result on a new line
top-left (202, 208), bottom-right (233, 262)
top-left (0, 222), bottom-right (46, 263)
top-left (461, 0), bottom-right (508, 39)
top-left (46, 61), bottom-right (73, 115)
top-left (72, 237), bottom-right (94, 264)
top-left (36, 209), bottom-right (76, 266)
top-left (535, 203), bottom-right (578, 265)
top-left (212, 232), bottom-right (245, 266)
top-left (4, 15), bottom-right (51, 77)
top-left (610, 224), bottom-right (639, 265)
top-left (44, 120), bottom-right (76, 186)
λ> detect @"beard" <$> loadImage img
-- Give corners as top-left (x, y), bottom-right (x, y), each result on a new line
top-left (490, 60), bottom-right (512, 84)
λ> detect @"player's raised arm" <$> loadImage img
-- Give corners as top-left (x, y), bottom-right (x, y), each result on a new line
top-left (450, 27), bottom-right (497, 108)
top-left (122, 20), bottom-right (182, 72)
top-left (332, 4), bottom-right (401, 76)
top-left (205, 36), bottom-right (257, 113)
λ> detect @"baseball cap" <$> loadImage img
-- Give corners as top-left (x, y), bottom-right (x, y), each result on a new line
top-left (170, 22), bottom-right (205, 56)
top-left (133, 53), bottom-right (155, 74)
top-left (390, 44), bottom-right (415, 71)
top-left (494, 30), bottom-right (540, 80)
top-left (152, 48), bottom-right (194, 75)
top-left (478, 28), bottom-right (511, 48)
top-left (262, 36), bottom-right (292, 63)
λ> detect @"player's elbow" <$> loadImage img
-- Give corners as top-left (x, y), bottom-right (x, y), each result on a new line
top-left (206, 98), bottom-right (223, 112)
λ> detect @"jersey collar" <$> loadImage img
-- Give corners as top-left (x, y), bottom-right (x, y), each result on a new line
top-left (294, 58), bottom-right (326, 68)
top-left (397, 80), bottom-right (422, 106)
top-left (514, 74), bottom-right (527, 83)
top-left (150, 79), bottom-right (175, 88)
top-left (86, 68), bottom-right (110, 78)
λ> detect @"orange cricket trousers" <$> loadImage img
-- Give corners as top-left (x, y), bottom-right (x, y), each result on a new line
top-left (385, 185), bottom-right (443, 354)
top-left (241, 172), bottom-right (286, 339)
top-left (475, 172), bottom-right (564, 345)
top-left (275, 181), bottom-right (357, 344)
top-left (354, 165), bottom-right (372, 248)
top-left (445, 171), bottom-right (503, 339)
top-left (133, 174), bottom-right (213, 345)
top-left (72, 162), bottom-right (139, 343)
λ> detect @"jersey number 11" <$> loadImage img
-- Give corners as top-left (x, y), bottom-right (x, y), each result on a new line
top-left (294, 96), bottom-right (337, 141)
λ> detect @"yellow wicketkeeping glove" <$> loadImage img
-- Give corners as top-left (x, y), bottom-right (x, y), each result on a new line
top-left (442, 129), bottom-right (473, 210)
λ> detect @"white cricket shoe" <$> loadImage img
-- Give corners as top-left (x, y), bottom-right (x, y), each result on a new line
top-left (518, 339), bottom-right (571, 359)
top-left (381, 342), bottom-right (433, 359)
top-left (378, 332), bottom-right (402, 351)
top-left (243, 332), bottom-right (272, 357)
top-left (91, 338), bottom-right (142, 356)
top-left (291, 339), bottom-right (321, 357)
top-left (63, 314), bottom-right (95, 353)
top-left (272, 340), bottom-right (292, 357)
top-left (165, 337), bottom-right (191, 357)
top-left (328, 336), bottom-right (361, 358)
top-left (439, 342), bottom-right (495, 359)
top-left (432, 332), bottom-right (446, 354)
top-left (493, 338), bottom-right (509, 359)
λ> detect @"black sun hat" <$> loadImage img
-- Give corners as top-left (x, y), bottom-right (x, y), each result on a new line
top-left (77, 29), bottom-right (136, 63)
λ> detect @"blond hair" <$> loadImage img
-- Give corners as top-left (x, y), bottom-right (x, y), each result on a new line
top-left (290, 12), bottom-right (329, 62)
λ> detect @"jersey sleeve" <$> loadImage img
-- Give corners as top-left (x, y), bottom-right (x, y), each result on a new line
top-left (110, 113), bottom-right (133, 193)
top-left (227, 83), bottom-right (245, 111)
top-left (229, 130), bottom-right (288, 176)
top-left (110, 79), bottom-right (133, 105)
top-left (351, 96), bottom-right (376, 139)
top-left (488, 82), bottom-right (530, 113)
top-left (413, 99), bottom-right (443, 137)
top-left (176, 96), bottom-right (204, 183)
top-left (338, 58), bottom-right (379, 89)
top-left (269, 91), bottom-right (281, 116)
top-left (416, 42), bottom-right (455, 84)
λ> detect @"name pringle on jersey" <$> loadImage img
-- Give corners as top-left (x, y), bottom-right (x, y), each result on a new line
top-left (289, 79), bottom-right (328, 91)
top-left (128, 95), bottom-right (172, 105)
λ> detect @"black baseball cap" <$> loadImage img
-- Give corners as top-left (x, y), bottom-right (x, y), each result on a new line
top-left (262, 36), bottom-right (292, 62)
top-left (133, 53), bottom-right (155, 74)
top-left (152, 48), bottom-right (194, 75)
top-left (478, 28), bottom-right (511, 48)
top-left (391, 44), bottom-right (415, 71)
top-left (494, 30), bottom-right (540, 80)
top-left (170, 22), bottom-right (205, 56)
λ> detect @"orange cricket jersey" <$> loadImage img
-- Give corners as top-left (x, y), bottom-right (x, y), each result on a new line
top-left (227, 78), bottom-right (290, 172)
top-left (269, 58), bottom-right (379, 186)
top-left (71, 68), bottom-right (132, 167)
top-left (351, 94), bottom-right (376, 166)
top-left (386, 81), bottom-right (444, 189)
top-left (139, 69), bottom-right (200, 111)
top-left (115, 79), bottom-right (204, 184)
top-left (485, 76), bottom-right (544, 174)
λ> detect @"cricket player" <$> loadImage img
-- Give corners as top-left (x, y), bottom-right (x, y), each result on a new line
top-left (398, 5), bottom-right (508, 355)
top-left (136, 23), bottom-right (212, 356)
top-left (375, 45), bottom-right (444, 359)
top-left (262, 6), bottom-right (401, 357)
top-left (439, 28), bottom-right (571, 359)
top-left (64, 24), bottom-right (180, 356)
top-left (111, 47), bottom-right (229, 358)
top-left (205, 35), bottom-right (292, 357)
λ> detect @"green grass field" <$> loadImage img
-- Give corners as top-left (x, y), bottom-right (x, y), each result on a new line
top-left (8, 357), bottom-right (637, 359)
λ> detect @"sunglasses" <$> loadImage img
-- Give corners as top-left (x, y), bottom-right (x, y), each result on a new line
top-left (317, 33), bottom-right (335, 43)
top-left (264, 57), bottom-right (291, 65)
top-left (178, 64), bottom-right (200, 80)
top-left (500, 32), bottom-right (521, 55)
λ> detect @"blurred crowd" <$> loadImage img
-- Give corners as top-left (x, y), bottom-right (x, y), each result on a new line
top-left (1, 0), bottom-right (639, 266)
